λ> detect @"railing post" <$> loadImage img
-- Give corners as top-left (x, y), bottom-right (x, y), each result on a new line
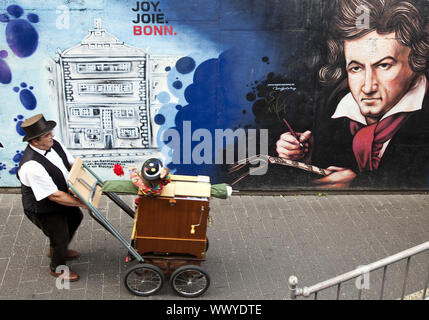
top-left (288, 276), bottom-right (299, 300)
top-left (401, 257), bottom-right (411, 300)
top-left (422, 263), bottom-right (429, 300)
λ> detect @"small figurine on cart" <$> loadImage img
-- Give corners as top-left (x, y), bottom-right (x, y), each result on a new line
top-left (129, 158), bottom-right (171, 206)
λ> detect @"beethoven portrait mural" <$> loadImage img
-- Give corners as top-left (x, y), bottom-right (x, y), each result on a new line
top-left (272, 0), bottom-right (429, 190)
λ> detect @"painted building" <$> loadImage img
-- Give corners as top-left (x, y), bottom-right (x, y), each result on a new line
top-left (45, 19), bottom-right (179, 167)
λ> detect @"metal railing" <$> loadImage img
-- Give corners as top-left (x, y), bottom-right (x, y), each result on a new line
top-left (288, 241), bottom-right (429, 300)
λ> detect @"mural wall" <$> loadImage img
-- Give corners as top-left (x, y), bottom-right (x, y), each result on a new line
top-left (0, 0), bottom-right (428, 190)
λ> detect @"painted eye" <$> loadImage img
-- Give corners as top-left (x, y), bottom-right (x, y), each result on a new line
top-left (349, 66), bottom-right (362, 73)
top-left (378, 63), bottom-right (391, 70)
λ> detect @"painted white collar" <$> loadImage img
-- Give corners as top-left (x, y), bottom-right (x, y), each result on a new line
top-left (332, 75), bottom-right (427, 125)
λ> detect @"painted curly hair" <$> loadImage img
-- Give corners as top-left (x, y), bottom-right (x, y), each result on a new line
top-left (319, 0), bottom-right (429, 86)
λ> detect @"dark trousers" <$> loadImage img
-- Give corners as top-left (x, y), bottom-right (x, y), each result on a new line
top-left (24, 207), bottom-right (83, 272)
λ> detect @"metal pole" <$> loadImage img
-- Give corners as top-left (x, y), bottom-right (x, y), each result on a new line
top-left (288, 276), bottom-right (299, 300)
top-left (82, 162), bottom-right (136, 219)
top-left (69, 184), bottom-right (144, 263)
top-left (422, 263), bottom-right (429, 300)
top-left (336, 283), bottom-right (341, 300)
top-left (401, 257), bottom-right (411, 300)
top-left (104, 191), bottom-right (135, 219)
top-left (380, 266), bottom-right (387, 300)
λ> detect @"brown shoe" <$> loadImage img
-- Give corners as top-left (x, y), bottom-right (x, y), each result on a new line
top-left (46, 249), bottom-right (80, 260)
top-left (49, 268), bottom-right (80, 282)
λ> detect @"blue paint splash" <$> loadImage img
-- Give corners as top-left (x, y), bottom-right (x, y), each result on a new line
top-left (12, 150), bottom-right (23, 163)
top-left (8, 165), bottom-right (18, 175)
top-left (1, 5), bottom-right (39, 58)
top-left (0, 162), bottom-right (5, 180)
top-left (163, 58), bottom-right (221, 179)
top-left (13, 114), bottom-right (25, 136)
top-left (172, 80), bottom-right (183, 89)
top-left (8, 150), bottom-right (23, 175)
top-left (0, 50), bottom-right (11, 84)
top-left (27, 13), bottom-right (39, 24)
top-left (176, 57), bottom-right (196, 74)
top-left (156, 91), bottom-right (170, 104)
top-left (154, 114), bottom-right (166, 125)
top-left (14, 83), bottom-right (37, 110)
top-left (159, 50), bottom-right (269, 182)
top-left (7, 5), bottom-right (24, 18)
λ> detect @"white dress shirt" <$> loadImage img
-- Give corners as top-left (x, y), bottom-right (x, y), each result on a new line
top-left (18, 138), bottom-right (75, 201)
top-left (331, 75), bottom-right (427, 159)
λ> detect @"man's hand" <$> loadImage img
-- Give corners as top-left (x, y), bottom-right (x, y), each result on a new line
top-left (312, 166), bottom-right (357, 189)
top-left (276, 130), bottom-right (313, 163)
top-left (48, 190), bottom-right (88, 209)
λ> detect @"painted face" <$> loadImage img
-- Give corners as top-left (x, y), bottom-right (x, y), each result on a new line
top-left (344, 31), bottom-right (417, 124)
top-left (33, 130), bottom-right (54, 150)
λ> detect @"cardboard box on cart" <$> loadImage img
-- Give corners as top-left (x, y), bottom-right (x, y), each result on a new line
top-left (132, 175), bottom-right (211, 260)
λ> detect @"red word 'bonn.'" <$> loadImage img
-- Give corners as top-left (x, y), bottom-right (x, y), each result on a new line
top-left (133, 25), bottom-right (176, 36)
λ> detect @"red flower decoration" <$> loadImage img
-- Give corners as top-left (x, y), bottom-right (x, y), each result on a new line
top-left (113, 163), bottom-right (124, 176)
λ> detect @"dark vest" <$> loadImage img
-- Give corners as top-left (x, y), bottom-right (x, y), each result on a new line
top-left (18, 140), bottom-right (72, 213)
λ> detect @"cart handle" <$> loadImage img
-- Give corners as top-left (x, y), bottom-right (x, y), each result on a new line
top-left (68, 179), bottom-right (144, 263)
top-left (77, 177), bottom-right (102, 205)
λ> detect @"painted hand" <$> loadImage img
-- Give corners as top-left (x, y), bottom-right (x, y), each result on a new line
top-left (312, 166), bottom-right (357, 189)
top-left (276, 130), bottom-right (313, 163)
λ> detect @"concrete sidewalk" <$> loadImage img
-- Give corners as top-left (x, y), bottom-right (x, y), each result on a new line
top-left (0, 193), bottom-right (428, 300)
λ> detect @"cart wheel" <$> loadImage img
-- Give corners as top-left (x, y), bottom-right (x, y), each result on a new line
top-left (124, 263), bottom-right (165, 296)
top-left (169, 265), bottom-right (210, 298)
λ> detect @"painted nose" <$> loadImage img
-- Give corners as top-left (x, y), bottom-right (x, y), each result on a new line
top-left (362, 69), bottom-right (378, 94)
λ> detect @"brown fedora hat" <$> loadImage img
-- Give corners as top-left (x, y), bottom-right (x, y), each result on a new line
top-left (21, 114), bottom-right (56, 142)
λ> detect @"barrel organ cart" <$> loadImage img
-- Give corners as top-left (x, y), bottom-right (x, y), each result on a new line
top-left (67, 158), bottom-right (212, 297)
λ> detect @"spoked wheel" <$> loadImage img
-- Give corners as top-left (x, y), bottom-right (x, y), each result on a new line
top-left (124, 263), bottom-right (165, 296)
top-left (169, 265), bottom-right (210, 298)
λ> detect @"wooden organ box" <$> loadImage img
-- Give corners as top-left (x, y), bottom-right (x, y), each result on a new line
top-left (132, 175), bottom-right (211, 260)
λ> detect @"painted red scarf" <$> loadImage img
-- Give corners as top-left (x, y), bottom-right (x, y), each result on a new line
top-left (350, 113), bottom-right (410, 172)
